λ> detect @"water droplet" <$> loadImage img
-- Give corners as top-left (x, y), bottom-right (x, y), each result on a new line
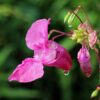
top-left (64, 70), bottom-right (69, 76)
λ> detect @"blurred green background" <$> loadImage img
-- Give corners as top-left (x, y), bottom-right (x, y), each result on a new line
top-left (0, 0), bottom-right (100, 100)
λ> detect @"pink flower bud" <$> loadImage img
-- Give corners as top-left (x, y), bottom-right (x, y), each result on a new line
top-left (77, 46), bottom-right (92, 77)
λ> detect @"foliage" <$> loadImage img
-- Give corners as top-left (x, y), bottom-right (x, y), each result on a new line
top-left (0, 0), bottom-right (99, 100)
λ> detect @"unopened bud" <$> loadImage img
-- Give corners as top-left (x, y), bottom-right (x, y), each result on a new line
top-left (77, 46), bottom-right (92, 77)
top-left (64, 12), bottom-right (71, 23)
top-left (68, 13), bottom-right (75, 27)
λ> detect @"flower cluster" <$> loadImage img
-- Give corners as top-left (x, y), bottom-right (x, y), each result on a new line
top-left (9, 7), bottom-right (100, 83)
top-left (63, 6), bottom-right (99, 77)
top-left (72, 22), bottom-right (98, 77)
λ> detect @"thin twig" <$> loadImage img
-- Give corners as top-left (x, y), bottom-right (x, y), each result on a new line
top-left (49, 29), bottom-right (72, 36)
top-left (72, 11), bottom-right (83, 23)
top-left (49, 29), bottom-right (72, 40)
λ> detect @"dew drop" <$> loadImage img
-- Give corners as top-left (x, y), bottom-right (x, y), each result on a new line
top-left (64, 70), bottom-right (70, 76)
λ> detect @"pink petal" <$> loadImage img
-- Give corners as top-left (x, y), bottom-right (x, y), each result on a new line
top-left (44, 41), bottom-right (72, 72)
top-left (78, 23), bottom-right (97, 48)
top-left (78, 22), bottom-right (91, 31)
top-left (8, 58), bottom-right (44, 83)
top-left (25, 19), bottom-right (50, 50)
top-left (34, 41), bottom-right (57, 63)
top-left (89, 31), bottom-right (97, 48)
top-left (77, 47), bottom-right (92, 77)
top-left (79, 61), bottom-right (92, 77)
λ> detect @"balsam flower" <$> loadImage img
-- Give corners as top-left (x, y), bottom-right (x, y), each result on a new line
top-left (77, 46), bottom-right (92, 77)
top-left (9, 19), bottom-right (72, 83)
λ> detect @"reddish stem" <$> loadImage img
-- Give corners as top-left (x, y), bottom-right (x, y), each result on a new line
top-left (49, 29), bottom-right (72, 40)
top-left (52, 34), bottom-right (65, 40)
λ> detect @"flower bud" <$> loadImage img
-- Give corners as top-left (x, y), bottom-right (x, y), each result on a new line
top-left (64, 12), bottom-right (71, 23)
top-left (77, 46), bottom-right (92, 77)
top-left (68, 13), bottom-right (75, 27)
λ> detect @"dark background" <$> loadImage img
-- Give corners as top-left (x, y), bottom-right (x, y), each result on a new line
top-left (0, 0), bottom-right (100, 100)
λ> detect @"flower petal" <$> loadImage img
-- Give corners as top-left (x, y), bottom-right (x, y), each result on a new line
top-left (8, 58), bottom-right (44, 83)
top-left (34, 40), bottom-right (57, 63)
top-left (44, 41), bottom-right (72, 72)
top-left (77, 47), bottom-right (92, 77)
top-left (25, 19), bottom-right (50, 50)
top-left (78, 22), bottom-right (97, 48)
top-left (89, 31), bottom-right (97, 48)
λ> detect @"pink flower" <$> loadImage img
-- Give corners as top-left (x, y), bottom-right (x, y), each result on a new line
top-left (77, 46), bottom-right (92, 77)
top-left (9, 19), bottom-right (72, 83)
top-left (78, 22), bottom-right (97, 48)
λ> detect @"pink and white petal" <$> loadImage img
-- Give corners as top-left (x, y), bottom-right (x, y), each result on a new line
top-left (34, 48), bottom-right (56, 63)
top-left (45, 41), bottom-right (72, 72)
top-left (34, 41), bottom-right (57, 63)
top-left (25, 19), bottom-right (50, 50)
top-left (8, 58), bottom-right (44, 83)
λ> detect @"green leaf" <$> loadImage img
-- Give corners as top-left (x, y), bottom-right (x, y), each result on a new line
top-left (0, 87), bottom-right (40, 98)
top-left (0, 45), bottom-right (14, 67)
